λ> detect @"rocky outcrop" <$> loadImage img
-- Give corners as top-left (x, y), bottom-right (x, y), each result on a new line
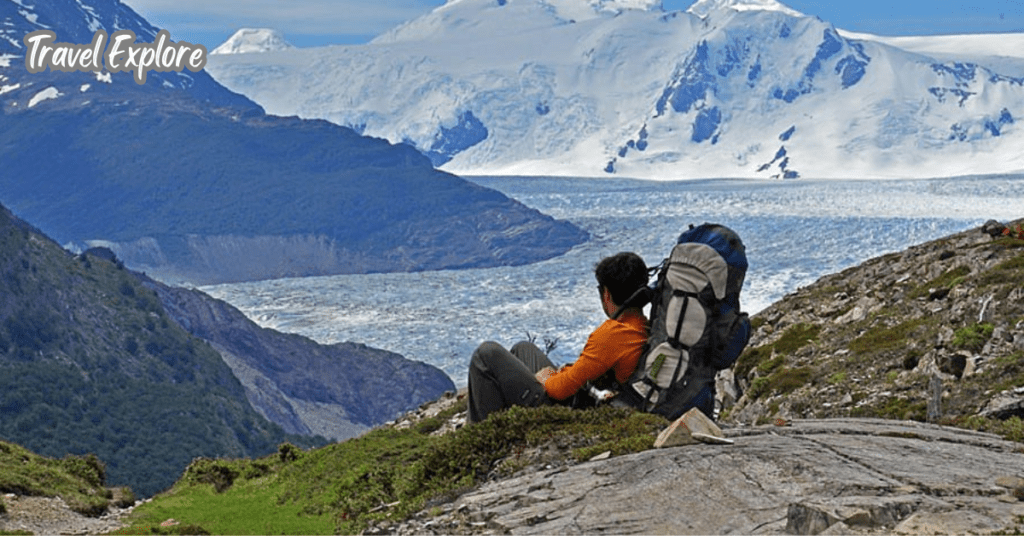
top-left (373, 416), bottom-right (1024, 535)
top-left (142, 275), bottom-right (455, 440)
top-left (723, 218), bottom-right (1024, 426)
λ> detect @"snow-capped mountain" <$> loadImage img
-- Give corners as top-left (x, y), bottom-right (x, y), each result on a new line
top-left (0, 0), bottom-right (588, 285)
top-left (211, 28), bottom-right (295, 55)
top-left (205, 0), bottom-right (1024, 179)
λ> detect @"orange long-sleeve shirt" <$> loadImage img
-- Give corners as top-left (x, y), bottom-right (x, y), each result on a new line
top-left (543, 311), bottom-right (648, 401)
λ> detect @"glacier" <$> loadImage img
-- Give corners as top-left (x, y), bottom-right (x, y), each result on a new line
top-left (202, 175), bottom-right (1024, 388)
top-left (205, 0), bottom-right (1024, 180)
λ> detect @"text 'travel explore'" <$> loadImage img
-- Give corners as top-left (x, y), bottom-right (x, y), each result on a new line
top-left (23, 29), bottom-right (207, 85)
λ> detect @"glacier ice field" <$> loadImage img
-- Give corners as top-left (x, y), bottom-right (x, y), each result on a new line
top-left (202, 175), bottom-right (1024, 387)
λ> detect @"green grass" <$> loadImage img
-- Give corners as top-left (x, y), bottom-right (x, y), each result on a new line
top-left (907, 265), bottom-right (971, 299)
top-left (0, 440), bottom-right (132, 516)
top-left (115, 477), bottom-right (328, 535)
top-left (735, 323), bottom-right (820, 380)
top-left (943, 415), bottom-right (1024, 444)
top-left (746, 367), bottom-right (815, 400)
top-left (852, 396), bottom-right (927, 421)
top-left (119, 403), bottom-right (668, 535)
top-left (734, 323), bottom-right (820, 402)
top-left (849, 316), bottom-right (936, 356)
top-left (952, 323), bottom-right (995, 351)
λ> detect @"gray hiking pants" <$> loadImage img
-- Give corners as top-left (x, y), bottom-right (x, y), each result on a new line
top-left (467, 340), bottom-right (555, 424)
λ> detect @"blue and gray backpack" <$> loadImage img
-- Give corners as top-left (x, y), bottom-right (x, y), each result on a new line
top-left (613, 223), bottom-right (751, 420)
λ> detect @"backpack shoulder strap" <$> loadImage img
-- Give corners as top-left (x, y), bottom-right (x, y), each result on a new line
top-left (611, 285), bottom-right (654, 320)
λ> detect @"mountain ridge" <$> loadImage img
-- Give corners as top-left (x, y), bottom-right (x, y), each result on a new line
top-left (143, 271), bottom-right (455, 440)
top-left (0, 0), bottom-right (589, 286)
top-left (205, 0), bottom-right (1024, 180)
top-left (0, 201), bottom-right (316, 498)
top-left (0, 196), bottom-right (455, 497)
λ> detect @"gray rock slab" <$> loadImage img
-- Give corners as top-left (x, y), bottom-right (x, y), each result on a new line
top-left (432, 418), bottom-right (1024, 535)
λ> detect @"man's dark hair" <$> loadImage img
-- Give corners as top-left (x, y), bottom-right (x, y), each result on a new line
top-left (595, 252), bottom-right (648, 305)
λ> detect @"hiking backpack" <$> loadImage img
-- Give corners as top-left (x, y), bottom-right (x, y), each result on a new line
top-left (614, 223), bottom-right (751, 420)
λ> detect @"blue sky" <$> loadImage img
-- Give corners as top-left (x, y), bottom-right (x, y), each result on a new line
top-left (121, 0), bottom-right (1024, 50)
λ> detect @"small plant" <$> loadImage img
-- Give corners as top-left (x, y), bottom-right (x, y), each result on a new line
top-left (60, 453), bottom-right (106, 488)
top-left (735, 323), bottom-right (820, 380)
top-left (1002, 223), bottom-right (1024, 240)
top-left (746, 367), bottom-right (814, 401)
top-left (952, 323), bottom-right (994, 352)
top-left (525, 331), bottom-right (559, 354)
top-left (757, 355), bottom-right (785, 375)
top-left (278, 443), bottom-right (303, 463)
top-left (908, 265), bottom-right (971, 299)
top-left (748, 377), bottom-right (771, 399)
top-left (184, 458), bottom-right (240, 493)
top-left (827, 371), bottom-right (847, 385)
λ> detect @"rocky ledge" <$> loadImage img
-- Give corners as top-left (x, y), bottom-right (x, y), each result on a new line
top-left (373, 401), bottom-right (1024, 535)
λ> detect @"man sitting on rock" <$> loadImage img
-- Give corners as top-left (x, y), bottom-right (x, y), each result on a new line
top-left (467, 252), bottom-right (650, 423)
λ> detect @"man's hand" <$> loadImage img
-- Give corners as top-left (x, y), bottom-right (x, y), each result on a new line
top-left (535, 366), bottom-right (556, 384)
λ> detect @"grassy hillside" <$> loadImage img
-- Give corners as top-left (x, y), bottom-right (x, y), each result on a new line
top-left (0, 204), bottom-right (320, 497)
top-left (114, 401), bottom-right (666, 535)
top-left (0, 440), bottom-right (133, 517)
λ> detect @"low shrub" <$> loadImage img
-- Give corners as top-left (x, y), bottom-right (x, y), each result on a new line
top-left (952, 323), bottom-right (994, 352)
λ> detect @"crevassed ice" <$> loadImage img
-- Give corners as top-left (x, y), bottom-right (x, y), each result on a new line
top-left (202, 175), bottom-right (1024, 387)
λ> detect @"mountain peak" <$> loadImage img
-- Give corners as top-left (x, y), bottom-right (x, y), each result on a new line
top-left (687, 0), bottom-right (803, 18)
top-left (211, 28), bottom-right (295, 55)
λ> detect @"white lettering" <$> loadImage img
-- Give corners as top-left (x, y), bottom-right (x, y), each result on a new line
top-left (23, 30), bottom-right (55, 73)
top-left (188, 47), bottom-right (206, 71)
top-left (24, 29), bottom-right (207, 85)
top-left (23, 30), bottom-right (107, 74)
top-left (107, 30), bottom-right (136, 71)
top-left (161, 42), bottom-right (177, 66)
top-left (90, 30), bottom-right (105, 71)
